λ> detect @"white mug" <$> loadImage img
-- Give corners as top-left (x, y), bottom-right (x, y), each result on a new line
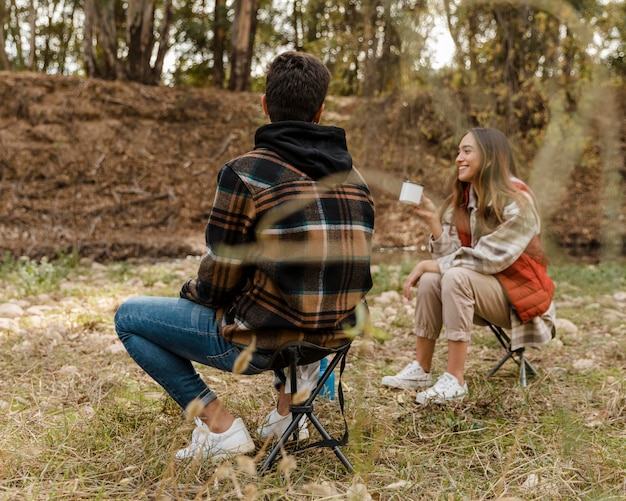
top-left (399, 181), bottom-right (424, 206)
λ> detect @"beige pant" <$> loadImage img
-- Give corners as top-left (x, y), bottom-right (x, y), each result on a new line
top-left (415, 268), bottom-right (511, 342)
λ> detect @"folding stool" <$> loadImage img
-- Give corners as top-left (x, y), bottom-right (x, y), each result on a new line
top-left (486, 323), bottom-right (539, 387)
top-left (258, 340), bottom-right (354, 474)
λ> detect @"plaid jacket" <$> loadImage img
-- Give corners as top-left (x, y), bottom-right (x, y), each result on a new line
top-left (182, 125), bottom-right (375, 350)
top-left (430, 179), bottom-right (556, 350)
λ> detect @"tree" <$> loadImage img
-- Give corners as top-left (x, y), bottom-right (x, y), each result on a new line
top-left (228, 0), bottom-right (258, 90)
top-left (441, 0), bottom-right (596, 142)
top-left (213, 0), bottom-right (228, 86)
top-left (83, 0), bottom-right (173, 84)
top-left (0, 1), bottom-right (12, 69)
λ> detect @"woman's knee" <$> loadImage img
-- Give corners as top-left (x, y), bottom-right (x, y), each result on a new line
top-left (416, 272), bottom-right (441, 296)
top-left (441, 267), bottom-right (474, 295)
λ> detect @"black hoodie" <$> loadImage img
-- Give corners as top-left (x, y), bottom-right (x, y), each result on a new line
top-left (254, 121), bottom-right (353, 181)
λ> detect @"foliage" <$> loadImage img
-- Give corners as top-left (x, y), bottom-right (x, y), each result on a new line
top-left (0, 252), bottom-right (79, 296)
top-left (549, 261), bottom-right (626, 298)
top-left (2, 0), bottom-right (622, 91)
top-left (600, 0), bottom-right (626, 79)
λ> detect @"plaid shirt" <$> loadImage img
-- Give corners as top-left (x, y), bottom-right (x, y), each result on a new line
top-left (430, 181), bottom-right (556, 350)
top-left (182, 147), bottom-right (375, 350)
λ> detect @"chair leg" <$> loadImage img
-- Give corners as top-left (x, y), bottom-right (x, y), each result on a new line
top-left (307, 413), bottom-right (354, 472)
top-left (257, 413), bottom-right (307, 473)
top-left (258, 344), bottom-right (354, 474)
top-left (487, 324), bottom-right (538, 386)
top-left (486, 349), bottom-right (514, 378)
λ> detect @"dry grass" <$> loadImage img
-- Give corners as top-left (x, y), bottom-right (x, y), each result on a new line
top-left (0, 256), bottom-right (625, 500)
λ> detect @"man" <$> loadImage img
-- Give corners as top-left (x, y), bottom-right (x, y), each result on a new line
top-left (115, 51), bottom-right (375, 461)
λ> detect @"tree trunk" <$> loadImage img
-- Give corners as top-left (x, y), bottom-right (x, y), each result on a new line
top-left (28, 0), bottom-right (35, 70)
top-left (0, 1), bottom-right (12, 70)
top-left (84, 0), bottom-right (124, 80)
top-left (83, 0), bottom-right (170, 84)
top-left (228, 0), bottom-right (258, 91)
top-left (213, 0), bottom-right (227, 87)
top-left (10, 0), bottom-right (24, 67)
top-left (126, 0), bottom-right (156, 83)
top-left (152, 0), bottom-right (173, 81)
top-left (82, 0), bottom-right (98, 77)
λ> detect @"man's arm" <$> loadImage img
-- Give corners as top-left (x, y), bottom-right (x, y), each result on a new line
top-left (180, 165), bottom-right (256, 306)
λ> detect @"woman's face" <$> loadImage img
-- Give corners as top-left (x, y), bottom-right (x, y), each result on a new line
top-left (456, 132), bottom-right (482, 183)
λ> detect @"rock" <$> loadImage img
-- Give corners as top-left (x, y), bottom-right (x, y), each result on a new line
top-left (613, 291), bottom-right (626, 304)
top-left (555, 318), bottom-right (578, 334)
top-left (550, 338), bottom-right (564, 348)
top-left (368, 306), bottom-right (384, 323)
top-left (0, 317), bottom-right (19, 332)
top-left (25, 305), bottom-right (55, 315)
top-left (573, 358), bottom-right (595, 370)
top-left (0, 303), bottom-right (24, 318)
top-left (603, 309), bottom-right (626, 323)
top-left (373, 290), bottom-right (402, 305)
top-left (522, 473), bottom-right (539, 489)
top-left (383, 306), bottom-right (398, 319)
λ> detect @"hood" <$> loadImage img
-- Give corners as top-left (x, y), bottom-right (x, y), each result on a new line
top-left (254, 121), bottom-right (353, 181)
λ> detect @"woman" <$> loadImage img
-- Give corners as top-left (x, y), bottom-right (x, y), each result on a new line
top-left (381, 128), bottom-right (556, 404)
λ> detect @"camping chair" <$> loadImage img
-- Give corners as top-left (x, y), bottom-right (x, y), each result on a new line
top-left (486, 323), bottom-right (538, 387)
top-left (257, 339), bottom-right (355, 474)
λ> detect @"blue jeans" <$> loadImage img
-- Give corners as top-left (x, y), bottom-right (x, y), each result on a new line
top-left (114, 296), bottom-right (274, 411)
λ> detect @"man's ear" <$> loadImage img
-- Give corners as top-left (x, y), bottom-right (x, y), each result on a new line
top-left (261, 94), bottom-right (270, 119)
top-left (313, 104), bottom-right (324, 124)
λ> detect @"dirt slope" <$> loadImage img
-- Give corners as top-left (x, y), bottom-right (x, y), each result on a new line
top-left (1, 73), bottom-right (265, 260)
top-left (0, 72), bottom-right (623, 262)
top-left (0, 72), bottom-right (429, 261)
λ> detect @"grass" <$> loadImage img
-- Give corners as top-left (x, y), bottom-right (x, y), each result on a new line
top-left (0, 255), bottom-right (625, 499)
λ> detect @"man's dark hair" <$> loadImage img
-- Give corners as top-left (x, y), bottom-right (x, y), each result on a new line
top-left (264, 51), bottom-right (331, 123)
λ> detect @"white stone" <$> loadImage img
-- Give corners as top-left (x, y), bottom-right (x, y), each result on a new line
top-left (604, 310), bottom-right (625, 323)
top-left (522, 473), bottom-right (540, 490)
top-left (0, 318), bottom-right (19, 333)
top-left (0, 303), bottom-right (24, 318)
top-left (555, 318), bottom-right (578, 334)
top-left (373, 290), bottom-right (401, 305)
top-left (573, 358), bottom-right (595, 370)
top-left (383, 306), bottom-right (398, 319)
top-left (25, 305), bottom-right (55, 315)
top-left (26, 316), bottom-right (44, 328)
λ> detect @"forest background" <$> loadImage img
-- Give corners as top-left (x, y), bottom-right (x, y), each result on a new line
top-left (0, 0), bottom-right (625, 262)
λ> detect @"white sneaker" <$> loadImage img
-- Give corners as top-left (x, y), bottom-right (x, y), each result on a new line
top-left (381, 361), bottom-right (432, 390)
top-left (416, 372), bottom-right (468, 404)
top-left (258, 408), bottom-right (309, 441)
top-left (175, 417), bottom-right (255, 461)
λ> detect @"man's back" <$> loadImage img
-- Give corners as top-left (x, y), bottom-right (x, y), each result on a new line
top-left (201, 128), bottom-right (375, 349)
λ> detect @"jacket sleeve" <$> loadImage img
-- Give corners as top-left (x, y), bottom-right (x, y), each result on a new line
top-left (185, 165), bottom-right (256, 306)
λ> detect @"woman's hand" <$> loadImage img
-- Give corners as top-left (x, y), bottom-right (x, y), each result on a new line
top-left (411, 196), bottom-right (443, 239)
top-left (402, 259), bottom-right (441, 300)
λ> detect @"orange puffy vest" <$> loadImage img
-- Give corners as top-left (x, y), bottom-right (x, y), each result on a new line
top-left (454, 183), bottom-right (554, 323)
